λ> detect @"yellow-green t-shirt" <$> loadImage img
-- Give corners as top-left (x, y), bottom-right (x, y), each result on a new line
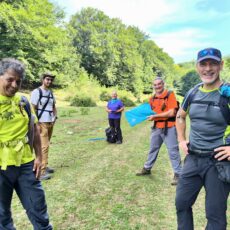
top-left (0, 94), bottom-right (35, 169)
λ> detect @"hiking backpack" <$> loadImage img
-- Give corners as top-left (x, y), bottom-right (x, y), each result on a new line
top-left (36, 88), bottom-right (54, 120)
top-left (151, 90), bottom-right (180, 118)
top-left (105, 127), bottom-right (117, 143)
top-left (150, 90), bottom-right (180, 134)
top-left (185, 83), bottom-right (230, 125)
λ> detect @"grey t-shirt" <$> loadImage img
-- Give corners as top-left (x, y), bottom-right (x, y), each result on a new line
top-left (30, 88), bottom-right (56, 122)
top-left (182, 87), bottom-right (228, 150)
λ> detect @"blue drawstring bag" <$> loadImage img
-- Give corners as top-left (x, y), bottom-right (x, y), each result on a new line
top-left (125, 103), bottom-right (156, 127)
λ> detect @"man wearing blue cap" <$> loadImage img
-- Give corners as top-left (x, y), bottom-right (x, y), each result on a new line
top-left (175, 48), bottom-right (230, 229)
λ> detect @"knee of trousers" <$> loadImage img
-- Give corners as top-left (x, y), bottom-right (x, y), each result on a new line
top-left (26, 192), bottom-right (50, 225)
top-left (175, 195), bottom-right (191, 211)
top-left (206, 201), bottom-right (227, 219)
top-left (168, 149), bottom-right (181, 159)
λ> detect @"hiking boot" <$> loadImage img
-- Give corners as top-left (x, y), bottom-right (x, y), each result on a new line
top-left (40, 173), bottom-right (52, 181)
top-left (46, 167), bottom-right (55, 174)
top-left (171, 173), bottom-right (179, 185)
top-left (116, 140), bottom-right (122, 144)
top-left (136, 168), bottom-right (151, 176)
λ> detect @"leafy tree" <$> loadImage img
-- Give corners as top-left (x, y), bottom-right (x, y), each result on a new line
top-left (70, 7), bottom-right (177, 95)
top-left (178, 70), bottom-right (200, 96)
top-left (0, 0), bottom-right (80, 86)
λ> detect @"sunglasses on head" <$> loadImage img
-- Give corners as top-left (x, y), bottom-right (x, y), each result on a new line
top-left (198, 48), bottom-right (221, 59)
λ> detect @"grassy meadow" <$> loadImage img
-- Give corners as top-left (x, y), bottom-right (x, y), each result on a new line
top-left (11, 104), bottom-right (230, 230)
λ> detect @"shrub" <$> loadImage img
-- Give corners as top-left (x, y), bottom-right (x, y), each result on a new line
top-left (119, 96), bottom-right (135, 107)
top-left (70, 95), bottom-right (96, 107)
top-left (80, 107), bottom-right (90, 115)
top-left (100, 91), bottom-right (111, 101)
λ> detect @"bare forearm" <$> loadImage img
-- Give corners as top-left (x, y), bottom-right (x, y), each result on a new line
top-left (176, 114), bottom-right (187, 142)
top-left (53, 105), bottom-right (57, 117)
top-left (116, 107), bottom-right (124, 113)
top-left (149, 108), bottom-right (175, 120)
top-left (33, 125), bottom-right (42, 159)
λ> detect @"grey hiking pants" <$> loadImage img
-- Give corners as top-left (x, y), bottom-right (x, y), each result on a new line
top-left (144, 126), bottom-right (182, 175)
top-left (176, 154), bottom-right (230, 230)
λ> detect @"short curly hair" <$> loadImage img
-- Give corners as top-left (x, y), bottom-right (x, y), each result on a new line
top-left (0, 58), bottom-right (25, 79)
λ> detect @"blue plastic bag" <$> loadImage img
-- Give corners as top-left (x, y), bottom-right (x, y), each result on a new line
top-left (125, 103), bottom-right (156, 127)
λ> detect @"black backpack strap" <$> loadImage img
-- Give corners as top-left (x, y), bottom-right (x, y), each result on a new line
top-left (188, 82), bottom-right (230, 125)
top-left (37, 88), bottom-right (43, 106)
top-left (21, 95), bottom-right (31, 118)
top-left (37, 90), bottom-right (52, 120)
top-left (186, 83), bottom-right (202, 106)
top-left (219, 96), bottom-right (230, 125)
top-left (20, 96), bottom-right (35, 151)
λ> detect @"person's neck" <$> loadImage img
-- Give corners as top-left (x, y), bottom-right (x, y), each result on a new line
top-left (203, 79), bottom-right (222, 90)
top-left (41, 85), bottom-right (49, 90)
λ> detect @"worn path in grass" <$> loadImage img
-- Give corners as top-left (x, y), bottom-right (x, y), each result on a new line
top-left (12, 106), bottom-right (229, 230)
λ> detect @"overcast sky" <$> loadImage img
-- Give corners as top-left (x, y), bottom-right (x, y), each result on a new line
top-left (50, 0), bottom-right (230, 63)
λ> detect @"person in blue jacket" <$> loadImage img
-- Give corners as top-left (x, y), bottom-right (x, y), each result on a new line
top-left (106, 91), bottom-right (124, 144)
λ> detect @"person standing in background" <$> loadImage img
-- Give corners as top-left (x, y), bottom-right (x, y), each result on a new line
top-left (136, 77), bottom-right (182, 186)
top-left (31, 72), bottom-right (57, 180)
top-left (106, 91), bottom-right (124, 144)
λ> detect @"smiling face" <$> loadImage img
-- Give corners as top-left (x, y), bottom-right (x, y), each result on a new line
top-left (153, 79), bottom-right (164, 95)
top-left (196, 59), bottom-right (223, 88)
top-left (0, 69), bottom-right (22, 97)
top-left (42, 76), bottom-right (54, 89)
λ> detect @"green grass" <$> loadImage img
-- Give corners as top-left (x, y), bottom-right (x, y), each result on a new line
top-left (11, 106), bottom-right (230, 229)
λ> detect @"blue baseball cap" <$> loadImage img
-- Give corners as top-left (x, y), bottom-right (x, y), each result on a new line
top-left (197, 48), bottom-right (222, 63)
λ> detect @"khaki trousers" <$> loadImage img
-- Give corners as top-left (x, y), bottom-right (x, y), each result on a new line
top-left (39, 122), bottom-right (54, 175)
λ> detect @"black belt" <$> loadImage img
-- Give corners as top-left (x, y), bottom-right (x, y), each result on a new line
top-left (188, 149), bottom-right (216, 157)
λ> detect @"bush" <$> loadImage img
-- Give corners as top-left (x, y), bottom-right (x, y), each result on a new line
top-left (119, 96), bottom-right (135, 107)
top-left (100, 91), bottom-right (111, 101)
top-left (70, 95), bottom-right (97, 107)
top-left (80, 107), bottom-right (90, 115)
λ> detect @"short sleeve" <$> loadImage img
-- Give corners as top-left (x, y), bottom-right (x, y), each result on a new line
top-left (30, 89), bottom-right (39, 106)
top-left (167, 92), bottom-right (177, 109)
top-left (119, 100), bottom-right (124, 107)
top-left (181, 88), bottom-right (194, 112)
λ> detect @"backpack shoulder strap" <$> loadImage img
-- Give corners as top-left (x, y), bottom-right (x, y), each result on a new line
top-left (152, 90), bottom-right (172, 100)
top-left (186, 82), bottom-right (230, 125)
top-left (219, 83), bottom-right (230, 125)
top-left (21, 96), bottom-right (35, 151)
top-left (37, 87), bottom-right (43, 106)
top-left (20, 96), bottom-right (31, 118)
top-left (186, 83), bottom-right (202, 105)
top-left (219, 96), bottom-right (230, 125)
top-left (165, 90), bottom-right (172, 99)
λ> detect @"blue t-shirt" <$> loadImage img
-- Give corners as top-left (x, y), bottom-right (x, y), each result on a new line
top-left (107, 99), bottom-right (124, 119)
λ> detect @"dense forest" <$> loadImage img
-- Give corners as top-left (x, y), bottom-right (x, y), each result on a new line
top-left (1, 0), bottom-right (230, 102)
